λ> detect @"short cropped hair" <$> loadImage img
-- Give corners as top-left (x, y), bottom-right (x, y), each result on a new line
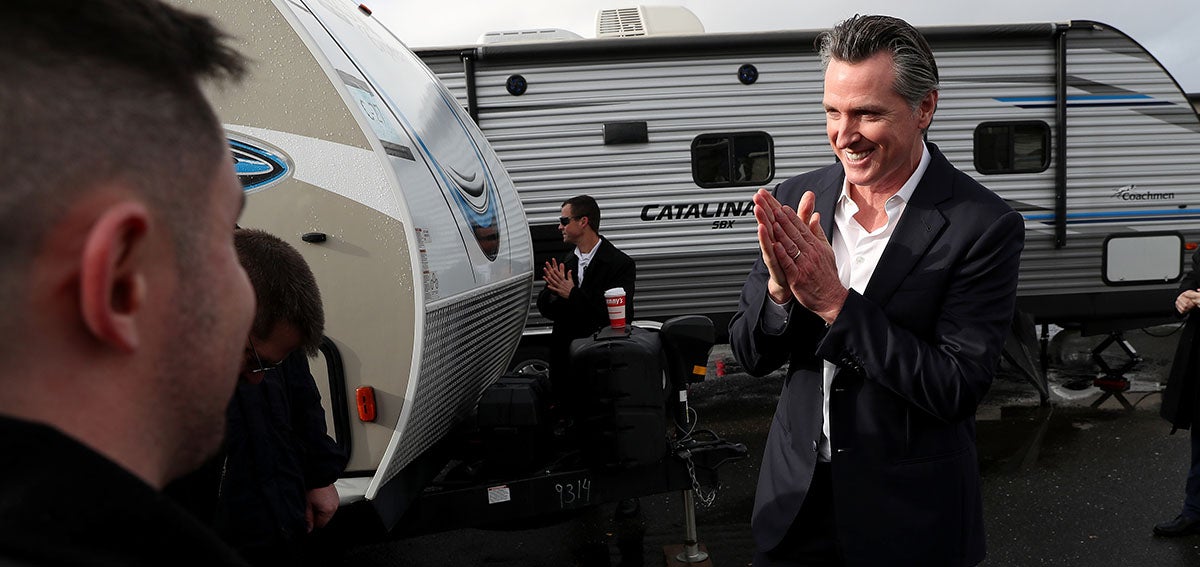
top-left (235, 229), bottom-right (325, 356)
top-left (0, 0), bottom-right (245, 327)
top-left (817, 15), bottom-right (940, 111)
top-left (563, 195), bottom-right (602, 233)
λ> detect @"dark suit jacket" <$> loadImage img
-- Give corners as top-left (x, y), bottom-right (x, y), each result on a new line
top-left (730, 143), bottom-right (1024, 566)
top-left (537, 235), bottom-right (636, 384)
top-left (1162, 248), bottom-right (1200, 431)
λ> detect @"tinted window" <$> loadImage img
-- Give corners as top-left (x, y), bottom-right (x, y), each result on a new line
top-left (973, 121), bottom-right (1050, 174)
top-left (692, 132), bottom-right (774, 187)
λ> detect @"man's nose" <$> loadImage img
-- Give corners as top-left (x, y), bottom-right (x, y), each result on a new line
top-left (832, 119), bottom-right (859, 148)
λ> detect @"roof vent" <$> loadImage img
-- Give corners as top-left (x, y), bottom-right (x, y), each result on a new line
top-left (596, 5), bottom-right (704, 38)
top-left (477, 28), bottom-right (585, 44)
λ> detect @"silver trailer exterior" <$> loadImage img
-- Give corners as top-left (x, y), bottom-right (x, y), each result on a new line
top-left (172, 0), bottom-right (533, 507)
top-left (417, 21), bottom-right (1200, 341)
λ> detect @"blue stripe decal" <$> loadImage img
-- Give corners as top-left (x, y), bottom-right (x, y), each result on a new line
top-left (995, 94), bottom-right (1174, 109)
top-left (1023, 208), bottom-right (1200, 224)
top-left (997, 94), bottom-right (1154, 103)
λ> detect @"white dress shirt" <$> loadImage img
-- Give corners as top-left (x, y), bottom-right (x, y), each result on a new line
top-left (764, 144), bottom-right (930, 461)
top-left (574, 243), bottom-right (599, 285)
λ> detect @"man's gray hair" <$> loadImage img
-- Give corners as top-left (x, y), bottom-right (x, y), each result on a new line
top-left (817, 14), bottom-right (940, 110)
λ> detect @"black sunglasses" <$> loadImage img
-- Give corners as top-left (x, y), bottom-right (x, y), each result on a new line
top-left (558, 215), bottom-right (582, 226)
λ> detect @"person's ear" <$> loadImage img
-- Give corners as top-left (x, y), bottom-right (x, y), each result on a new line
top-left (917, 90), bottom-right (939, 130)
top-left (79, 202), bottom-right (151, 352)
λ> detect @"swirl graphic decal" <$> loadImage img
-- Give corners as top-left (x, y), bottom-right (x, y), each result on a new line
top-left (229, 137), bottom-right (291, 192)
top-left (420, 92), bottom-right (501, 261)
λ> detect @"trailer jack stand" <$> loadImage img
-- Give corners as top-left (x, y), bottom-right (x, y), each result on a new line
top-left (664, 490), bottom-right (712, 566)
top-left (1089, 331), bottom-right (1139, 411)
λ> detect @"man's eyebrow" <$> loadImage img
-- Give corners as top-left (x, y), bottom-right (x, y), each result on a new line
top-left (825, 103), bottom-right (889, 115)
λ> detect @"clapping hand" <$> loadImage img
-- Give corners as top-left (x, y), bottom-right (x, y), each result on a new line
top-left (753, 188), bottom-right (847, 324)
top-left (543, 258), bottom-right (575, 299)
top-left (1176, 289), bottom-right (1200, 315)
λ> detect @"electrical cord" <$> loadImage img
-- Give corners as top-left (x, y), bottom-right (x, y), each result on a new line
top-left (1133, 390), bottom-right (1162, 408)
top-left (1141, 321), bottom-right (1185, 338)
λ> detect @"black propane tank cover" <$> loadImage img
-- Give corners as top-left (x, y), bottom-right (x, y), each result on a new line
top-left (568, 328), bottom-right (667, 468)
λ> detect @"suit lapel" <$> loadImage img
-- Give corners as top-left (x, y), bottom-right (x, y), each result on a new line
top-left (862, 147), bottom-right (952, 306)
top-left (816, 177), bottom-right (839, 242)
top-left (563, 250), bottom-right (581, 286)
top-left (573, 238), bottom-right (610, 289)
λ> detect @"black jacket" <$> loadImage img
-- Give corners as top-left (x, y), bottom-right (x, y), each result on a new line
top-left (1163, 248), bottom-right (1200, 431)
top-left (0, 416), bottom-right (249, 567)
top-left (168, 353), bottom-right (346, 561)
top-left (730, 144), bottom-right (1023, 565)
top-left (537, 235), bottom-right (636, 342)
top-left (536, 235), bottom-right (636, 384)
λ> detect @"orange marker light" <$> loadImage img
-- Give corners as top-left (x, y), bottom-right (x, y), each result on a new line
top-left (356, 386), bottom-right (377, 422)
top-left (1186, 242), bottom-right (1198, 251)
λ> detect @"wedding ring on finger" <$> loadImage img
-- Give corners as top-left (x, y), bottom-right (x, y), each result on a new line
top-left (791, 249), bottom-right (802, 260)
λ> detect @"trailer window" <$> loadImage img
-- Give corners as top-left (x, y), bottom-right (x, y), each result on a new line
top-left (691, 132), bottom-right (774, 188)
top-left (973, 121), bottom-right (1050, 174)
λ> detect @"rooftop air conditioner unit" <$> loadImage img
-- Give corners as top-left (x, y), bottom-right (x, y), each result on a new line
top-left (596, 5), bottom-right (704, 38)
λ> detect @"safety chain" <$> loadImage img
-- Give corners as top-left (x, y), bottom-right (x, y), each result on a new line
top-left (681, 445), bottom-right (718, 508)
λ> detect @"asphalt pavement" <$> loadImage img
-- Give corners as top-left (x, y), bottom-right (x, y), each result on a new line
top-left (338, 324), bottom-right (1200, 566)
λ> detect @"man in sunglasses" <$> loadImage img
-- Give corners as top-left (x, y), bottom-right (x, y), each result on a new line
top-left (537, 195), bottom-right (637, 412)
top-left (170, 228), bottom-right (346, 566)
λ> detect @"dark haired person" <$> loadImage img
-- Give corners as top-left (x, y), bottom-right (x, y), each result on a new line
top-left (730, 14), bottom-right (1024, 566)
top-left (0, 0), bottom-right (254, 564)
top-left (170, 228), bottom-right (346, 566)
top-left (537, 195), bottom-right (636, 407)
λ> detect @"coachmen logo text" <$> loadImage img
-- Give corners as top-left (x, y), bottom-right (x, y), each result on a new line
top-left (641, 201), bottom-right (755, 230)
top-left (1113, 185), bottom-right (1175, 201)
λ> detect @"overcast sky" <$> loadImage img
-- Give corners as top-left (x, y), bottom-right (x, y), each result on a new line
top-left (368, 0), bottom-right (1200, 94)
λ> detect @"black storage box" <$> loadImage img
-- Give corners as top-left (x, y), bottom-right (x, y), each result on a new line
top-left (568, 327), bottom-right (667, 467)
top-left (477, 375), bottom-right (547, 469)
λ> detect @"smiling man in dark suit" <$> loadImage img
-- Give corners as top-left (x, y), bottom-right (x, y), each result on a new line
top-left (537, 195), bottom-right (636, 406)
top-left (730, 15), bottom-right (1025, 567)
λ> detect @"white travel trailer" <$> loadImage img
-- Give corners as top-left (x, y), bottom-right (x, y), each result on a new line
top-left (169, 0), bottom-right (534, 520)
top-left (168, 1), bottom-right (743, 543)
top-left (416, 19), bottom-right (1200, 370)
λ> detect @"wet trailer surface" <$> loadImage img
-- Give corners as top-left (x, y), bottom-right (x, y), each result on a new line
top-left (338, 327), bottom-right (1200, 566)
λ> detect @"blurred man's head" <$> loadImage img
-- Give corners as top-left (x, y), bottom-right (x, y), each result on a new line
top-left (235, 228), bottom-right (325, 384)
top-left (0, 0), bottom-right (254, 486)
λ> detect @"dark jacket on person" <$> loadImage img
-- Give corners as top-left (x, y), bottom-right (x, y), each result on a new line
top-left (537, 235), bottom-right (636, 338)
top-left (168, 353), bottom-right (346, 563)
top-left (0, 415), bottom-right (250, 567)
top-left (730, 143), bottom-right (1024, 566)
top-left (536, 235), bottom-right (636, 392)
top-left (1163, 249), bottom-right (1200, 432)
